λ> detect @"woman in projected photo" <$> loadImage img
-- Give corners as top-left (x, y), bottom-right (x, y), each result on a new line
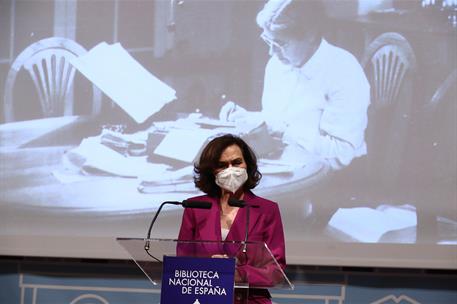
top-left (178, 134), bottom-right (286, 304)
top-left (220, 0), bottom-right (370, 171)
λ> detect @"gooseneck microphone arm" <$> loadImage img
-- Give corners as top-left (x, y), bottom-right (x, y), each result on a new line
top-left (228, 197), bottom-right (254, 253)
top-left (144, 200), bottom-right (211, 255)
top-left (144, 201), bottom-right (172, 251)
top-left (243, 205), bottom-right (250, 253)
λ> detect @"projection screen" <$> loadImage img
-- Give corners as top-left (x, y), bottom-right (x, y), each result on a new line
top-left (0, 0), bottom-right (456, 269)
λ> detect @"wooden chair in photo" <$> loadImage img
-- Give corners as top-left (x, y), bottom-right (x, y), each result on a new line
top-left (3, 37), bottom-right (102, 123)
top-left (359, 32), bottom-right (417, 194)
top-left (413, 69), bottom-right (457, 242)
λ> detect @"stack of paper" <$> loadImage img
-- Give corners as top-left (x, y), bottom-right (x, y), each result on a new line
top-left (70, 42), bottom-right (176, 123)
top-left (328, 204), bottom-right (417, 243)
top-left (63, 135), bottom-right (169, 178)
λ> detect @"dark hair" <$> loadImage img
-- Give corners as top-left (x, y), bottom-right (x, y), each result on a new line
top-left (194, 134), bottom-right (262, 197)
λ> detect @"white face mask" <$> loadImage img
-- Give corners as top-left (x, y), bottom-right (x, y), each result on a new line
top-left (215, 167), bottom-right (248, 194)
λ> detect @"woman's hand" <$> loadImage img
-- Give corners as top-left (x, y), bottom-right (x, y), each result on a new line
top-left (219, 101), bottom-right (248, 122)
top-left (211, 254), bottom-right (229, 258)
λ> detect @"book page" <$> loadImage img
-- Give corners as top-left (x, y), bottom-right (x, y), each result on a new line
top-left (70, 42), bottom-right (176, 123)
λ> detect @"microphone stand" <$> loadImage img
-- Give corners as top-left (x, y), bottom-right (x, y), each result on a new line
top-left (242, 205), bottom-right (250, 253)
top-left (144, 201), bottom-right (175, 262)
top-left (144, 200), bottom-right (211, 262)
top-left (228, 198), bottom-right (250, 253)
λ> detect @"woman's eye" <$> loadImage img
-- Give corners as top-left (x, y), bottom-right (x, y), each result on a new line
top-left (217, 163), bottom-right (227, 169)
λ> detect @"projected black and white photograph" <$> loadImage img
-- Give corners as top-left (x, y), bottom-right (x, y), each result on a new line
top-left (0, 0), bottom-right (456, 267)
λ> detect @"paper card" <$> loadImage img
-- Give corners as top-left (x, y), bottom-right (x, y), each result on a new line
top-left (70, 42), bottom-right (176, 123)
top-left (153, 128), bottom-right (216, 163)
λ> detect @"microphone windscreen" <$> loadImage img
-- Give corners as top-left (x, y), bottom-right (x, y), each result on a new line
top-left (182, 200), bottom-right (212, 209)
top-left (228, 198), bottom-right (246, 208)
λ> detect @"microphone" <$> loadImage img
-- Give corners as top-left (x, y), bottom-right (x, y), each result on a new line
top-left (228, 198), bottom-right (251, 253)
top-left (181, 200), bottom-right (212, 209)
top-left (144, 200), bottom-right (211, 252)
top-left (228, 197), bottom-right (259, 208)
top-left (228, 197), bottom-right (246, 208)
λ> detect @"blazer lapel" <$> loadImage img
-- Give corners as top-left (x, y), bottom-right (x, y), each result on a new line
top-left (199, 197), bottom-right (222, 241)
top-left (197, 197), bottom-right (225, 254)
top-left (226, 192), bottom-right (261, 243)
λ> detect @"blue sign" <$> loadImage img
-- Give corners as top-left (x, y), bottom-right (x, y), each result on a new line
top-left (161, 256), bottom-right (235, 304)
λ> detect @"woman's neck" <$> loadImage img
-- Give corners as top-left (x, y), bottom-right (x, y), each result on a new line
top-left (295, 35), bottom-right (322, 68)
top-left (220, 190), bottom-right (244, 207)
top-left (219, 191), bottom-right (244, 230)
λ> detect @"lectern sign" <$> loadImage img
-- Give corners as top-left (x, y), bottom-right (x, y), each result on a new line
top-left (161, 256), bottom-right (235, 304)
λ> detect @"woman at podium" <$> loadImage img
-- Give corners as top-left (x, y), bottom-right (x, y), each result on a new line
top-left (178, 134), bottom-right (286, 304)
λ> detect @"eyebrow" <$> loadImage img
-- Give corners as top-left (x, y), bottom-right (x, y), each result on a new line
top-left (217, 158), bottom-right (244, 166)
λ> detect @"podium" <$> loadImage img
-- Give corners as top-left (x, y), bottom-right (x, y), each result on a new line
top-left (117, 238), bottom-right (293, 303)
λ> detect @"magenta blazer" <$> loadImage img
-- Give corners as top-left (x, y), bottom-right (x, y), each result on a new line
top-left (178, 191), bottom-right (286, 303)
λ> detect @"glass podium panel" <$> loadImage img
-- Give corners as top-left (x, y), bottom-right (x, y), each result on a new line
top-left (117, 237), bottom-right (294, 291)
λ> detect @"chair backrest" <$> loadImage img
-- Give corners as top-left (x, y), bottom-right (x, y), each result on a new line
top-left (360, 32), bottom-right (417, 190)
top-left (407, 69), bottom-right (457, 238)
top-left (418, 68), bottom-right (457, 186)
top-left (3, 37), bottom-right (102, 122)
